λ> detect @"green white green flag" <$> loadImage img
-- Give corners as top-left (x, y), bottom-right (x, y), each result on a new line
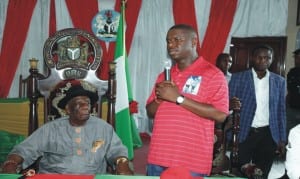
top-left (114, 1), bottom-right (142, 160)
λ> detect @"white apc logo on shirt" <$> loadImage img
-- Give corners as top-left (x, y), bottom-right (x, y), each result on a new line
top-left (182, 76), bottom-right (201, 95)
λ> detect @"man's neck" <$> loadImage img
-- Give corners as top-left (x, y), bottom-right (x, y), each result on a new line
top-left (69, 118), bottom-right (86, 126)
top-left (177, 54), bottom-right (198, 71)
top-left (255, 71), bottom-right (267, 79)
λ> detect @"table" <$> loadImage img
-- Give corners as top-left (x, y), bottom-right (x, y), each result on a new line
top-left (0, 174), bottom-right (245, 179)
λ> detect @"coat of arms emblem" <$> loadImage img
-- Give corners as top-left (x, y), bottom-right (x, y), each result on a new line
top-left (55, 35), bottom-right (90, 70)
top-left (91, 10), bottom-right (120, 42)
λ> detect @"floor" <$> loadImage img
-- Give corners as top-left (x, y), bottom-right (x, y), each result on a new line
top-left (132, 133), bottom-right (150, 175)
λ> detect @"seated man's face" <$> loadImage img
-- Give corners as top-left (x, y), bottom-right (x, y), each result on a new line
top-left (66, 96), bottom-right (91, 123)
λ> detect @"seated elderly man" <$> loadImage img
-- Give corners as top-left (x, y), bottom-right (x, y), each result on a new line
top-left (1, 80), bottom-right (133, 175)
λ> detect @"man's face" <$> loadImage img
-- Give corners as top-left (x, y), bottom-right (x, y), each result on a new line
top-left (166, 29), bottom-right (195, 61)
top-left (217, 56), bottom-right (232, 74)
top-left (66, 96), bottom-right (91, 122)
top-left (252, 49), bottom-right (272, 72)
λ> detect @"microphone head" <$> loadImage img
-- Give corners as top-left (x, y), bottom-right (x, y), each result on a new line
top-left (164, 59), bottom-right (172, 69)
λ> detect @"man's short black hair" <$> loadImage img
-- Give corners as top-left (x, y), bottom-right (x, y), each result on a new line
top-left (252, 44), bottom-right (273, 56)
top-left (169, 24), bottom-right (197, 34)
top-left (215, 53), bottom-right (231, 66)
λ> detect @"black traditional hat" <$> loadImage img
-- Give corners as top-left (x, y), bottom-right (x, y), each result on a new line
top-left (53, 80), bottom-right (99, 109)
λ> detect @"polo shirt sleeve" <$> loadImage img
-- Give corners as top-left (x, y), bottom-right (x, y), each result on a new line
top-left (146, 72), bottom-right (164, 105)
top-left (208, 72), bottom-right (229, 115)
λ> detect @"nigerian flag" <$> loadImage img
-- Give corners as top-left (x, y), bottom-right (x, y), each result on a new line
top-left (114, 1), bottom-right (142, 160)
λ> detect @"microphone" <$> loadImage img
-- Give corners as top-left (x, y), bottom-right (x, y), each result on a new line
top-left (164, 60), bottom-right (172, 81)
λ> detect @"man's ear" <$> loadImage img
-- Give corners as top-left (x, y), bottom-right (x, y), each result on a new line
top-left (65, 104), bottom-right (70, 115)
top-left (191, 37), bottom-right (198, 48)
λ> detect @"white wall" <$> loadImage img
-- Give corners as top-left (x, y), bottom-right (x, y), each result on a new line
top-left (286, 0), bottom-right (299, 74)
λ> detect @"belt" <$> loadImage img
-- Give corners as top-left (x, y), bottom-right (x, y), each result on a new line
top-left (250, 126), bottom-right (269, 133)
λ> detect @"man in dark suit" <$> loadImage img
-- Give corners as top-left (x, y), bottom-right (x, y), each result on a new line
top-left (229, 45), bottom-right (286, 179)
top-left (286, 49), bottom-right (300, 135)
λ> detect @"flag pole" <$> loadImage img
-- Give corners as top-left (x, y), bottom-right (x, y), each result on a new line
top-left (114, 0), bottom-right (142, 160)
top-left (121, 0), bottom-right (126, 53)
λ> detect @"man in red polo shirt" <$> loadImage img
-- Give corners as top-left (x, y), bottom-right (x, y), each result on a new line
top-left (146, 24), bottom-right (229, 177)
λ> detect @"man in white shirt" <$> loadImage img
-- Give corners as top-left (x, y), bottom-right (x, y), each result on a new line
top-left (229, 45), bottom-right (286, 178)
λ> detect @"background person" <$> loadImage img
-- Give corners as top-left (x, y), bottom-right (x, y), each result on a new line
top-left (215, 53), bottom-right (233, 83)
top-left (212, 53), bottom-right (234, 175)
top-left (229, 45), bottom-right (286, 178)
top-left (286, 49), bottom-right (300, 134)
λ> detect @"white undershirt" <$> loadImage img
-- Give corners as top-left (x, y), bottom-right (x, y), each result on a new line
top-left (251, 68), bottom-right (270, 128)
top-left (226, 71), bottom-right (232, 83)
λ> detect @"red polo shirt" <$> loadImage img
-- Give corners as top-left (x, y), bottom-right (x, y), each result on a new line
top-left (147, 56), bottom-right (229, 175)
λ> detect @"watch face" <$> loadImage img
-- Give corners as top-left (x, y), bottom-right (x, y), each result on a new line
top-left (176, 96), bottom-right (184, 104)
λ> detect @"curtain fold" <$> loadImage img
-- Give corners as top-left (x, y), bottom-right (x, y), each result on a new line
top-left (65, 0), bottom-right (141, 80)
top-left (65, 0), bottom-right (98, 33)
top-left (49, 0), bottom-right (56, 37)
top-left (173, 0), bottom-right (201, 53)
top-left (0, 0), bottom-right (37, 98)
top-left (199, 0), bottom-right (237, 64)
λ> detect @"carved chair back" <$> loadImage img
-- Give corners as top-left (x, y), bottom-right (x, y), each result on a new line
top-left (38, 28), bottom-right (111, 123)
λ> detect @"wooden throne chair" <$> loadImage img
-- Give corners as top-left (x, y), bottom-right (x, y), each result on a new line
top-left (211, 109), bottom-right (240, 177)
top-left (28, 28), bottom-right (116, 134)
top-left (19, 59), bottom-right (45, 99)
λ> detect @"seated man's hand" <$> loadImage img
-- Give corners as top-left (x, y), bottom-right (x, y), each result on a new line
top-left (115, 157), bottom-right (133, 175)
top-left (2, 160), bottom-right (18, 173)
top-left (2, 154), bottom-right (23, 173)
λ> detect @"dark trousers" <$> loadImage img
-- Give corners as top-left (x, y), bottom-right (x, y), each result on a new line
top-left (238, 126), bottom-right (276, 178)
